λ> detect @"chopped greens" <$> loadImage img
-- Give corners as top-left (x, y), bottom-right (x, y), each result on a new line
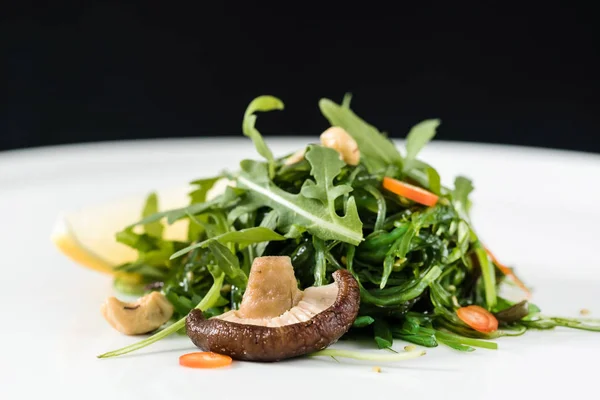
top-left (99, 94), bottom-right (600, 359)
top-left (242, 95), bottom-right (284, 178)
top-left (235, 153), bottom-right (363, 245)
top-left (403, 119), bottom-right (440, 172)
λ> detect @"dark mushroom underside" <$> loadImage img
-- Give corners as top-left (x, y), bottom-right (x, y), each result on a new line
top-left (185, 269), bottom-right (360, 362)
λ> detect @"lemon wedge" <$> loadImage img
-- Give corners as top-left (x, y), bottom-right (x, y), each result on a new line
top-left (51, 186), bottom-right (191, 274)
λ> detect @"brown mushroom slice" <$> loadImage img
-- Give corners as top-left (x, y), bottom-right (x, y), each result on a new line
top-left (185, 256), bottom-right (360, 362)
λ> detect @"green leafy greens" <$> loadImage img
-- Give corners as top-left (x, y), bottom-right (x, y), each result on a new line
top-left (98, 94), bottom-right (600, 359)
top-left (235, 146), bottom-right (363, 245)
top-left (242, 95), bottom-right (284, 178)
top-left (403, 119), bottom-right (440, 171)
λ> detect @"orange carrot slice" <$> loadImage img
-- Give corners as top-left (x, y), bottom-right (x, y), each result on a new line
top-left (382, 177), bottom-right (439, 207)
top-left (457, 305), bottom-right (499, 333)
top-left (179, 352), bottom-right (233, 369)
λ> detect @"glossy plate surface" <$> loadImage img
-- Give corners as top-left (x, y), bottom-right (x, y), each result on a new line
top-left (1, 138), bottom-right (599, 399)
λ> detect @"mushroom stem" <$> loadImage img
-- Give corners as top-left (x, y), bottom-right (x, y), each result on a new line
top-left (237, 256), bottom-right (302, 319)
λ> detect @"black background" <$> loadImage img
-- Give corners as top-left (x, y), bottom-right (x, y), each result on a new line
top-left (2, 2), bottom-right (599, 153)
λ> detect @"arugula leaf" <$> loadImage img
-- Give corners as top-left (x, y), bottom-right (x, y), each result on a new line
top-left (447, 219), bottom-right (470, 263)
top-left (235, 153), bottom-right (364, 245)
top-left (374, 319), bottom-right (393, 349)
top-left (227, 200), bottom-right (263, 225)
top-left (453, 176), bottom-right (474, 219)
top-left (165, 291), bottom-right (195, 316)
top-left (341, 92), bottom-right (352, 109)
top-left (242, 95), bottom-right (284, 178)
top-left (528, 303), bottom-right (541, 315)
top-left (127, 187), bottom-right (240, 229)
top-left (113, 275), bottom-right (147, 296)
top-left (142, 193), bottom-right (163, 237)
top-left (113, 262), bottom-right (167, 280)
top-left (187, 211), bottom-right (221, 239)
top-left (167, 187), bottom-right (241, 224)
top-left (301, 145), bottom-right (354, 214)
top-left (128, 203), bottom-right (214, 229)
top-left (170, 227), bottom-right (286, 259)
top-left (284, 224), bottom-right (307, 239)
top-left (207, 241), bottom-right (247, 288)
top-left (114, 223), bottom-right (176, 281)
top-left (255, 210), bottom-right (278, 257)
top-left (115, 229), bottom-right (157, 252)
top-left (353, 316), bottom-right (375, 328)
top-left (404, 119), bottom-right (440, 171)
top-left (134, 245), bottom-right (175, 268)
top-left (427, 167), bottom-right (442, 194)
top-left (189, 176), bottom-right (220, 204)
top-left (186, 210), bottom-right (208, 242)
top-left (522, 303), bottom-right (542, 321)
top-left (393, 332), bottom-right (438, 348)
top-left (319, 98), bottom-right (403, 172)
top-left (400, 120), bottom-right (442, 193)
top-left (475, 245), bottom-right (497, 310)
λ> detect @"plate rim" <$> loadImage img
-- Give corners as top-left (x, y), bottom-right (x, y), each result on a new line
top-left (1, 136), bottom-right (599, 162)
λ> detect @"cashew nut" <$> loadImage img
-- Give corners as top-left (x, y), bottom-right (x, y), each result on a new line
top-left (100, 291), bottom-right (174, 335)
top-left (320, 126), bottom-right (360, 165)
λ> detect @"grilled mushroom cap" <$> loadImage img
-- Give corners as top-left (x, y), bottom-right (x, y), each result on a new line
top-left (185, 256), bottom-right (360, 362)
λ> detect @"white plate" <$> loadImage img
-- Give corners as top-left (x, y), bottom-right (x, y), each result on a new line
top-left (1, 138), bottom-right (599, 400)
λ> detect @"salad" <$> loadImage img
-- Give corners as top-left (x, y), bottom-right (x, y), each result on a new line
top-left (92, 94), bottom-right (599, 366)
